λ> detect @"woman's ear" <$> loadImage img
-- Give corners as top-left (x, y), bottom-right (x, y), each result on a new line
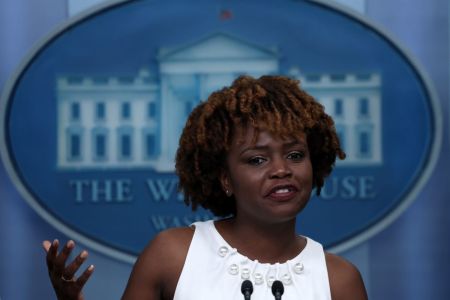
top-left (220, 171), bottom-right (233, 197)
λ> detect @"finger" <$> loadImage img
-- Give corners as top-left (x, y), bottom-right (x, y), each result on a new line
top-left (42, 240), bottom-right (52, 252)
top-left (53, 240), bottom-right (75, 276)
top-left (63, 250), bottom-right (88, 280)
top-left (45, 239), bottom-right (59, 270)
top-left (76, 264), bottom-right (95, 288)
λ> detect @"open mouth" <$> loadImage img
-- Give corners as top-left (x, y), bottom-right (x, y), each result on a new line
top-left (266, 185), bottom-right (298, 199)
top-left (273, 187), bottom-right (293, 194)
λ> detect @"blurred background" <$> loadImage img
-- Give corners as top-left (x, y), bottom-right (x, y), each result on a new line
top-left (0, 0), bottom-right (448, 299)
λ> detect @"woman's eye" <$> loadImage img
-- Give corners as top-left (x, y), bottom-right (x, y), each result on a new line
top-left (287, 151), bottom-right (305, 161)
top-left (248, 156), bottom-right (266, 165)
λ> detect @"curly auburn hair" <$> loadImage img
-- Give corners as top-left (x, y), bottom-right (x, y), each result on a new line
top-left (175, 75), bottom-right (345, 217)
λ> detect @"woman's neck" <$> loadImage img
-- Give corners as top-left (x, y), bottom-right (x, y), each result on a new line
top-left (215, 217), bottom-right (306, 264)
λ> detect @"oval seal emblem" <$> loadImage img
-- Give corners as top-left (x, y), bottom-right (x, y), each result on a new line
top-left (0, 0), bottom-right (441, 262)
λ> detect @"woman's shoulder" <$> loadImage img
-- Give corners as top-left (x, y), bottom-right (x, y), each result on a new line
top-left (325, 252), bottom-right (368, 300)
top-left (147, 226), bottom-right (195, 253)
top-left (122, 226), bottom-right (195, 299)
top-left (138, 226), bottom-right (195, 273)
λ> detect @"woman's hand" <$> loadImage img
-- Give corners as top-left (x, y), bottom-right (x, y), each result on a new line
top-left (42, 239), bottom-right (94, 300)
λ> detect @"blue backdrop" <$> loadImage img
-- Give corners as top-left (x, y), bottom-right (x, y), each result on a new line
top-left (0, 0), bottom-right (448, 299)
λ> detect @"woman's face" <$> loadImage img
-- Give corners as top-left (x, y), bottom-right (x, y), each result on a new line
top-left (221, 126), bottom-right (313, 224)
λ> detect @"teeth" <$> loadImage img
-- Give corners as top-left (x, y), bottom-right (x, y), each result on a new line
top-left (274, 188), bottom-right (290, 194)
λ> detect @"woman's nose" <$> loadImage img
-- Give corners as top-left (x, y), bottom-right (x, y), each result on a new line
top-left (269, 158), bottom-right (292, 179)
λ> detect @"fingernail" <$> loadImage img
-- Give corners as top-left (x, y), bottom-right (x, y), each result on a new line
top-left (80, 251), bottom-right (88, 259)
top-left (88, 265), bottom-right (94, 271)
top-left (66, 240), bottom-right (75, 249)
top-left (42, 241), bottom-right (50, 251)
top-left (53, 239), bottom-right (59, 246)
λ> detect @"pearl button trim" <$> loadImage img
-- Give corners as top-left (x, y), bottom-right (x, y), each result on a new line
top-left (217, 245), bottom-right (305, 289)
top-left (267, 275), bottom-right (276, 287)
top-left (282, 273), bottom-right (292, 285)
top-left (218, 246), bottom-right (229, 257)
top-left (254, 272), bottom-right (264, 285)
top-left (228, 263), bottom-right (239, 275)
top-left (241, 268), bottom-right (250, 279)
top-left (293, 262), bottom-right (304, 274)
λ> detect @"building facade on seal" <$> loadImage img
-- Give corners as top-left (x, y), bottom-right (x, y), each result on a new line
top-left (57, 33), bottom-right (382, 171)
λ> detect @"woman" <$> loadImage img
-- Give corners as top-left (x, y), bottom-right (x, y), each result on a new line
top-left (43, 75), bottom-right (368, 299)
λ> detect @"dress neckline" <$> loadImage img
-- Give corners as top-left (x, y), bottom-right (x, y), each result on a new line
top-left (209, 219), bottom-right (310, 266)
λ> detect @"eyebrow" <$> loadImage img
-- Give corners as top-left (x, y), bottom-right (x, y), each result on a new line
top-left (239, 140), bottom-right (307, 155)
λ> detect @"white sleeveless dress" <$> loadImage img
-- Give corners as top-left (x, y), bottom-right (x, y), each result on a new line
top-left (174, 220), bottom-right (332, 299)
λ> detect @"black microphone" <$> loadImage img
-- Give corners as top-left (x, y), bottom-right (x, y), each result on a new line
top-left (271, 280), bottom-right (284, 300)
top-left (241, 279), bottom-right (253, 300)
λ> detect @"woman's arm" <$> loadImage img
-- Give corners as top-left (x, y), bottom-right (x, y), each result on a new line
top-left (121, 227), bottom-right (194, 300)
top-left (43, 227), bottom-right (194, 300)
top-left (326, 253), bottom-right (368, 300)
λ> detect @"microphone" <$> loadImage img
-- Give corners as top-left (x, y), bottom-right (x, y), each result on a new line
top-left (271, 280), bottom-right (284, 300)
top-left (241, 279), bottom-right (253, 300)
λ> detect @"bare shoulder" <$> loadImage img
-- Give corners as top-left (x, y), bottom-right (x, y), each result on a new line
top-left (139, 226), bottom-right (194, 269)
top-left (122, 226), bottom-right (195, 300)
top-left (145, 226), bottom-right (195, 256)
top-left (325, 252), bottom-right (368, 300)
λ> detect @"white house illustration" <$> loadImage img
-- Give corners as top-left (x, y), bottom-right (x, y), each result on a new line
top-left (57, 69), bottom-right (160, 169)
top-left (289, 68), bottom-right (382, 165)
top-left (56, 33), bottom-right (382, 171)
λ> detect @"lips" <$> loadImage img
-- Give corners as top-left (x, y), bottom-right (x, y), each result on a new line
top-left (265, 184), bottom-right (299, 200)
